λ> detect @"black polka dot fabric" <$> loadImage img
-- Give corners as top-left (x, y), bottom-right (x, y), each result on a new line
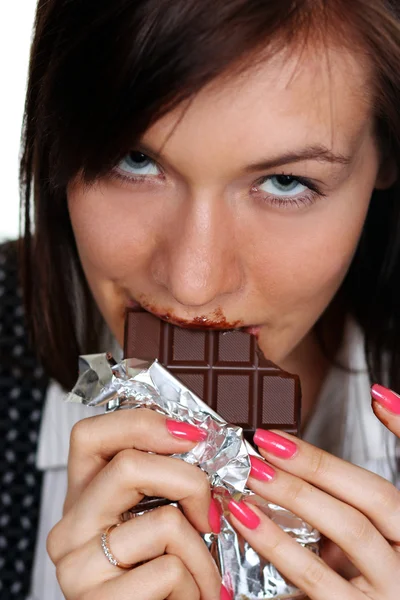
top-left (0, 242), bottom-right (48, 599)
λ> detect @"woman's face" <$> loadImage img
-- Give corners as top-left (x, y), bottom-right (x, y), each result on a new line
top-left (68, 44), bottom-right (389, 363)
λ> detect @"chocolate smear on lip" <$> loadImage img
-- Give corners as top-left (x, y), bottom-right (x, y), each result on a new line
top-left (138, 302), bottom-right (243, 330)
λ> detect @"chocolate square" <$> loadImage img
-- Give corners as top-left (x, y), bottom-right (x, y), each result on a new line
top-left (124, 309), bottom-right (301, 441)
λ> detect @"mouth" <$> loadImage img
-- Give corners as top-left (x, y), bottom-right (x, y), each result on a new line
top-left (241, 326), bottom-right (261, 338)
top-left (126, 296), bottom-right (260, 335)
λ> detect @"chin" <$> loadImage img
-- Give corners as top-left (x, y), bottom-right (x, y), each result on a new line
top-left (256, 325), bottom-right (301, 365)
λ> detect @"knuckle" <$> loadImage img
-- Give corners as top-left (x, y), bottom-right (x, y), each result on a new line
top-left (154, 504), bottom-right (186, 535)
top-left (190, 468), bottom-right (210, 499)
top-left (302, 555), bottom-right (327, 587)
top-left (345, 510), bottom-right (374, 544)
top-left (369, 481), bottom-right (400, 515)
top-left (111, 448), bottom-right (137, 479)
top-left (268, 535), bottom-right (286, 557)
top-left (69, 417), bottom-right (95, 450)
top-left (46, 522), bottom-right (63, 563)
top-left (162, 554), bottom-right (187, 583)
top-left (308, 448), bottom-right (331, 478)
top-left (284, 477), bottom-right (306, 504)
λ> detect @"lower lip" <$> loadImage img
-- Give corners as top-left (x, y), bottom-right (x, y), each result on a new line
top-left (242, 326), bottom-right (261, 338)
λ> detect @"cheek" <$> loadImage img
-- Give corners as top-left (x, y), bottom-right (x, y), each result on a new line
top-left (67, 179), bottom-right (171, 342)
top-left (67, 180), bottom-right (164, 282)
top-left (248, 185), bottom-right (372, 315)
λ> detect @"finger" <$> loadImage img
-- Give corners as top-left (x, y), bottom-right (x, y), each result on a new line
top-left (106, 555), bottom-right (203, 600)
top-left (59, 553), bottom-right (202, 600)
top-left (66, 409), bottom-right (206, 510)
top-left (55, 505), bottom-right (220, 600)
top-left (254, 429), bottom-right (400, 542)
top-left (371, 383), bottom-right (400, 436)
top-left (49, 449), bottom-right (211, 561)
top-left (247, 458), bottom-right (397, 588)
top-left (228, 503), bottom-right (363, 600)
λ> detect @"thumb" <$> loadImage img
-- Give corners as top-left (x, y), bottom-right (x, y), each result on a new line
top-left (371, 383), bottom-right (400, 435)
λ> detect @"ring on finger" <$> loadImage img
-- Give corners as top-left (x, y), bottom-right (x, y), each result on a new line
top-left (101, 523), bottom-right (133, 570)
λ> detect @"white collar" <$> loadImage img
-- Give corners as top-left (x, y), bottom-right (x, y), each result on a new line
top-left (36, 379), bottom-right (104, 470)
top-left (37, 336), bottom-right (122, 470)
top-left (303, 318), bottom-right (398, 477)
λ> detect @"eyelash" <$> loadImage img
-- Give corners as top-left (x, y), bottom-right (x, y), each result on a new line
top-left (110, 160), bottom-right (326, 210)
top-left (251, 173), bottom-right (325, 210)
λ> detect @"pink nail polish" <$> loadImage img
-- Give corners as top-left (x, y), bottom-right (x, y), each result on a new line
top-left (220, 583), bottom-right (233, 600)
top-left (208, 497), bottom-right (222, 534)
top-left (254, 430), bottom-right (297, 459)
top-left (228, 499), bottom-right (260, 530)
top-left (166, 419), bottom-right (208, 442)
top-left (249, 456), bottom-right (275, 481)
top-left (371, 384), bottom-right (400, 415)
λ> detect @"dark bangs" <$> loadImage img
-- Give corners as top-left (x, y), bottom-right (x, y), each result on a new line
top-left (19, 0), bottom-right (400, 390)
top-left (31, 0), bottom-right (316, 189)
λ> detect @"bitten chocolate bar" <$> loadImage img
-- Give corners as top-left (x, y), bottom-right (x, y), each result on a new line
top-left (124, 309), bottom-right (301, 439)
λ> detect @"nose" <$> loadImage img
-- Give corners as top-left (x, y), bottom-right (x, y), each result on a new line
top-left (151, 192), bottom-right (242, 308)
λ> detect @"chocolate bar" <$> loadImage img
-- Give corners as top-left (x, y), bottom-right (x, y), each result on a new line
top-left (123, 308), bottom-right (301, 516)
top-left (124, 309), bottom-right (301, 441)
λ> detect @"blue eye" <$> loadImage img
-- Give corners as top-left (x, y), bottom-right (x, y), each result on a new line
top-left (259, 175), bottom-right (307, 196)
top-left (116, 152), bottom-right (160, 177)
top-left (252, 173), bottom-right (324, 210)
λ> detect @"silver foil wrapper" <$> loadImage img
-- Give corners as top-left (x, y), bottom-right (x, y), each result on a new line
top-left (67, 354), bottom-right (320, 599)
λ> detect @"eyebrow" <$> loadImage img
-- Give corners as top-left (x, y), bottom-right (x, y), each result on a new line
top-left (137, 141), bottom-right (352, 174)
top-left (244, 145), bottom-right (352, 173)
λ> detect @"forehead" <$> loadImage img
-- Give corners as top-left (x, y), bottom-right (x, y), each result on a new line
top-left (144, 44), bottom-right (374, 169)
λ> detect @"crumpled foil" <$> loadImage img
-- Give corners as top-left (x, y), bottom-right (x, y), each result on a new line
top-left (67, 354), bottom-right (320, 599)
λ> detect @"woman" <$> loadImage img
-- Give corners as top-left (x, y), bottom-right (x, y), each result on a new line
top-left (2, 0), bottom-right (400, 598)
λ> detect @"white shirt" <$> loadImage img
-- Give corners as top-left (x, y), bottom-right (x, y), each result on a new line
top-left (28, 320), bottom-right (399, 599)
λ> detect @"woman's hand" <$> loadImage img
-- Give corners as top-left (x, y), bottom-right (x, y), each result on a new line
top-left (227, 383), bottom-right (400, 600)
top-left (46, 409), bottom-right (222, 600)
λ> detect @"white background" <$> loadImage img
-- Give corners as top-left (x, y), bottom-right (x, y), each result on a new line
top-left (0, 2), bottom-right (37, 242)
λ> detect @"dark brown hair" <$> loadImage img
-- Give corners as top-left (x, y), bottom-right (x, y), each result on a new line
top-left (19, 0), bottom-right (400, 391)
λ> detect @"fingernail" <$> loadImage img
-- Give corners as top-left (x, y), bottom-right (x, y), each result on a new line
top-left (249, 456), bottom-right (275, 481)
top-left (220, 583), bottom-right (233, 600)
top-left (208, 497), bottom-right (222, 534)
top-left (371, 384), bottom-right (400, 415)
top-left (254, 429), bottom-right (297, 459)
top-left (166, 419), bottom-right (208, 442)
top-left (228, 499), bottom-right (260, 529)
